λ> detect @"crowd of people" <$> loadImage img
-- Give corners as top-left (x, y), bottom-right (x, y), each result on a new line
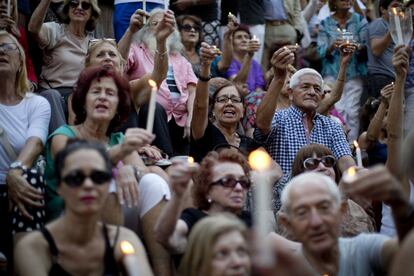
top-left (1, 0), bottom-right (414, 275)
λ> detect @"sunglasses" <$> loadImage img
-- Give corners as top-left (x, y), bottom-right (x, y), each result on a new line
top-left (88, 38), bottom-right (117, 49)
top-left (69, 0), bottom-right (92, 11)
top-left (210, 176), bottom-right (251, 190)
top-left (303, 155), bottom-right (336, 170)
top-left (180, 24), bottom-right (201, 32)
top-left (215, 95), bottom-right (243, 104)
top-left (62, 169), bottom-right (112, 187)
top-left (0, 42), bottom-right (18, 53)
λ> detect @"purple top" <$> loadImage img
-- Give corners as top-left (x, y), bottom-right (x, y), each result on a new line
top-left (225, 58), bottom-right (266, 92)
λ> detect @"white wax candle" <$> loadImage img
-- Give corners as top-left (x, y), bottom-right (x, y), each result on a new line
top-left (7, 0), bottom-right (11, 16)
top-left (142, 0), bottom-right (146, 12)
top-left (164, 0), bottom-right (168, 10)
top-left (353, 141), bottom-right (363, 167)
top-left (120, 241), bottom-right (140, 276)
top-left (146, 80), bottom-right (157, 133)
top-left (393, 8), bottom-right (404, 45)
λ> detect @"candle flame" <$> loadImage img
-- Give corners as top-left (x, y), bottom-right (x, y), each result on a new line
top-left (252, 35), bottom-right (257, 40)
top-left (248, 150), bottom-right (272, 171)
top-left (353, 140), bottom-right (359, 148)
top-left (392, 7), bottom-right (398, 15)
top-left (347, 166), bottom-right (356, 177)
top-left (120, 241), bottom-right (135, 255)
top-left (188, 156), bottom-right (194, 164)
top-left (228, 12), bottom-right (233, 17)
top-left (148, 79), bottom-right (156, 88)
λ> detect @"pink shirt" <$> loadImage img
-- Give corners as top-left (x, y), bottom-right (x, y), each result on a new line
top-left (127, 43), bottom-right (198, 127)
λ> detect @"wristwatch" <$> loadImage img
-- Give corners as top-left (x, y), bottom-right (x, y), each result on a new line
top-left (198, 75), bottom-right (212, 82)
top-left (9, 161), bottom-right (27, 172)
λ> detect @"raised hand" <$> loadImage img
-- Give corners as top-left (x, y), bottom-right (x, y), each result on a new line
top-left (167, 161), bottom-right (199, 198)
top-left (129, 9), bottom-right (149, 34)
top-left (380, 82), bottom-right (394, 106)
top-left (199, 42), bottom-right (221, 67)
top-left (339, 42), bottom-right (357, 64)
top-left (247, 38), bottom-right (261, 57)
top-left (155, 10), bottom-right (176, 43)
top-left (171, 0), bottom-right (193, 11)
top-left (122, 128), bottom-right (155, 154)
top-left (0, 15), bottom-right (20, 37)
top-left (393, 45), bottom-right (410, 77)
top-left (270, 47), bottom-right (295, 78)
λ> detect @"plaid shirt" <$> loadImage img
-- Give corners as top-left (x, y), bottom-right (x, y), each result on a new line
top-left (254, 105), bottom-right (352, 175)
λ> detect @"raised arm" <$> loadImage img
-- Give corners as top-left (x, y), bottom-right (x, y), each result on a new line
top-left (28, 0), bottom-right (51, 40)
top-left (217, 18), bottom-right (237, 73)
top-left (191, 42), bottom-right (218, 140)
top-left (154, 162), bottom-right (198, 253)
top-left (370, 32), bottom-right (393, 57)
top-left (386, 45), bottom-right (409, 181)
top-left (255, 47), bottom-right (294, 135)
top-left (118, 9), bottom-right (148, 59)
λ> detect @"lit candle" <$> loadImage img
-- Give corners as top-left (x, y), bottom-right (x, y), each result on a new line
top-left (353, 141), bottom-right (363, 167)
top-left (248, 149), bottom-right (273, 267)
top-left (187, 156), bottom-right (197, 167)
top-left (392, 7), bottom-right (404, 45)
top-left (251, 35), bottom-right (259, 42)
top-left (142, 0), bottom-right (146, 12)
top-left (146, 79), bottom-right (157, 133)
top-left (7, 0), bottom-right (11, 16)
top-left (342, 166), bottom-right (357, 183)
top-left (164, 0), bottom-right (168, 10)
top-left (120, 241), bottom-right (140, 276)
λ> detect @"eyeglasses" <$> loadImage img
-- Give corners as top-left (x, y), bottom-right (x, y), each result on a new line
top-left (62, 169), bottom-right (112, 187)
top-left (180, 24), bottom-right (201, 32)
top-left (215, 95), bottom-right (243, 104)
top-left (88, 38), bottom-right (117, 49)
top-left (0, 43), bottom-right (18, 53)
top-left (303, 155), bottom-right (336, 170)
top-left (210, 176), bottom-right (251, 190)
top-left (69, 0), bottom-right (92, 11)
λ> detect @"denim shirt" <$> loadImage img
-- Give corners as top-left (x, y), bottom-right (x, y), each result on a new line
top-left (317, 12), bottom-right (368, 79)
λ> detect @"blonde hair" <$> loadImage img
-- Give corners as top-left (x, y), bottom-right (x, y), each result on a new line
top-left (178, 213), bottom-right (248, 276)
top-left (84, 39), bottom-right (125, 71)
top-left (0, 31), bottom-right (30, 97)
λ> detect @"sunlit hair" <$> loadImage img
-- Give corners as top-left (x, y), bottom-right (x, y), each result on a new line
top-left (291, 144), bottom-right (341, 183)
top-left (60, 0), bottom-right (101, 32)
top-left (289, 68), bottom-right (323, 89)
top-left (281, 172), bottom-right (341, 214)
top-left (84, 39), bottom-right (125, 71)
top-left (0, 31), bottom-right (30, 97)
top-left (133, 8), bottom-right (184, 54)
top-left (71, 66), bottom-right (131, 134)
top-left (192, 148), bottom-right (251, 210)
top-left (178, 213), bottom-right (249, 276)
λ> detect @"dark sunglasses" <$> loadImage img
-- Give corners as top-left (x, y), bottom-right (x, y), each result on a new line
top-left (62, 169), bottom-right (112, 187)
top-left (215, 95), bottom-right (243, 104)
top-left (69, 0), bottom-right (92, 10)
top-left (303, 155), bottom-right (336, 170)
top-left (210, 176), bottom-right (251, 190)
top-left (180, 24), bottom-right (201, 32)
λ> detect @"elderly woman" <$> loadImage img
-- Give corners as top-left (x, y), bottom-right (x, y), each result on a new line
top-left (155, 148), bottom-right (253, 256)
top-left (317, 0), bottom-right (368, 141)
top-left (0, 31), bottom-right (50, 262)
top-left (14, 140), bottom-right (153, 276)
top-left (28, 0), bottom-right (100, 132)
top-left (178, 214), bottom-right (251, 276)
top-left (44, 65), bottom-right (172, 275)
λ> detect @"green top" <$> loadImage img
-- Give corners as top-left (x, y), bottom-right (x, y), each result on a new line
top-left (44, 125), bottom-right (124, 222)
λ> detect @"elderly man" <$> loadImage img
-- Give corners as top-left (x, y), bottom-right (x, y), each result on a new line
top-left (254, 47), bottom-right (354, 175)
top-left (271, 168), bottom-right (414, 275)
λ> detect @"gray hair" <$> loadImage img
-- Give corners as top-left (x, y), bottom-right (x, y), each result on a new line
top-left (289, 68), bottom-right (323, 89)
top-left (133, 8), bottom-right (183, 54)
top-left (281, 172), bottom-right (341, 214)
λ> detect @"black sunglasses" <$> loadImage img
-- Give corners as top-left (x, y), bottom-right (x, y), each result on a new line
top-left (210, 176), bottom-right (251, 190)
top-left (180, 24), bottom-right (201, 32)
top-left (69, 0), bottom-right (92, 10)
top-left (303, 155), bottom-right (336, 170)
top-left (62, 169), bottom-right (112, 187)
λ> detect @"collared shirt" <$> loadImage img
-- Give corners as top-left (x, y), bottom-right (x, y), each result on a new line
top-left (317, 12), bottom-right (368, 79)
top-left (263, 0), bottom-right (288, 21)
top-left (254, 105), bottom-right (351, 175)
top-left (127, 43), bottom-right (198, 127)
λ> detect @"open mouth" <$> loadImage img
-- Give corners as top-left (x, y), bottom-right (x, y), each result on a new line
top-left (95, 104), bottom-right (108, 112)
top-left (223, 109), bottom-right (236, 117)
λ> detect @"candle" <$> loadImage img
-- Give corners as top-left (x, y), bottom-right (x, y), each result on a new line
top-left (164, 0), bottom-right (168, 10)
top-left (7, 0), bottom-right (11, 16)
top-left (146, 79), bottom-right (157, 133)
top-left (353, 140), bottom-right (363, 167)
top-left (392, 7), bottom-right (404, 45)
top-left (342, 166), bottom-right (357, 183)
top-left (120, 241), bottom-right (140, 276)
top-left (248, 149), bottom-right (273, 267)
top-left (251, 35), bottom-right (259, 42)
top-left (142, 0), bottom-right (146, 12)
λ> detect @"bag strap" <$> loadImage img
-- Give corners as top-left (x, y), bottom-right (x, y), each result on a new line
top-left (0, 126), bottom-right (18, 160)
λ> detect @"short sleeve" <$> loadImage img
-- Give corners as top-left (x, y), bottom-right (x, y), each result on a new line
top-left (185, 60), bottom-right (198, 86)
top-left (126, 44), bottom-right (139, 76)
top-left (109, 132), bottom-right (125, 146)
top-left (329, 120), bottom-right (352, 159)
top-left (38, 22), bottom-right (64, 50)
top-left (225, 59), bottom-right (240, 79)
top-left (26, 94), bottom-right (51, 144)
top-left (210, 56), bottom-right (225, 78)
top-left (368, 19), bottom-right (387, 40)
top-left (179, 208), bottom-right (207, 232)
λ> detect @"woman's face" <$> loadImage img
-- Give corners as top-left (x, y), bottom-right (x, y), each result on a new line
top-left (232, 30), bottom-right (250, 53)
top-left (210, 230), bottom-right (251, 276)
top-left (207, 162), bottom-right (248, 212)
top-left (335, 0), bottom-right (353, 11)
top-left (180, 18), bottom-right (200, 45)
top-left (213, 86), bottom-right (244, 127)
top-left (88, 42), bottom-right (122, 71)
top-left (59, 149), bottom-right (110, 216)
top-left (84, 77), bottom-right (119, 123)
top-left (303, 153), bottom-right (336, 181)
top-left (0, 35), bottom-right (21, 77)
top-left (68, 0), bottom-right (92, 24)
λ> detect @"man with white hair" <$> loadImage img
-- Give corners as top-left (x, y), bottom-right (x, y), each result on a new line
top-left (255, 47), bottom-right (355, 176)
top-left (270, 169), bottom-right (414, 275)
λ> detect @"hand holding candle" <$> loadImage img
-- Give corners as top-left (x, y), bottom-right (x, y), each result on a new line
top-left (146, 79), bottom-right (157, 133)
top-left (7, 0), bottom-right (11, 16)
top-left (353, 141), bottom-right (363, 167)
top-left (391, 7), bottom-right (404, 45)
top-left (120, 241), bottom-right (140, 276)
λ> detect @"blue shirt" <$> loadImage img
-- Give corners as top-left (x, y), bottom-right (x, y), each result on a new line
top-left (263, 0), bottom-right (288, 21)
top-left (317, 13), bottom-right (368, 79)
top-left (254, 106), bottom-right (352, 175)
top-left (406, 39), bottom-right (414, 89)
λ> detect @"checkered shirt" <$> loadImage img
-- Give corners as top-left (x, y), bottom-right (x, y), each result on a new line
top-left (254, 105), bottom-right (352, 175)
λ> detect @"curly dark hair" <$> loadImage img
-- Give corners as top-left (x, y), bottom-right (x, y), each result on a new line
top-left (71, 65), bottom-right (131, 135)
top-left (192, 148), bottom-right (251, 210)
top-left (60, 0), bottom-right (101, 32)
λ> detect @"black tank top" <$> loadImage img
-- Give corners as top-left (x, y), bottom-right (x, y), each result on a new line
top-left (40, 225), bottom-right (121, 276)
